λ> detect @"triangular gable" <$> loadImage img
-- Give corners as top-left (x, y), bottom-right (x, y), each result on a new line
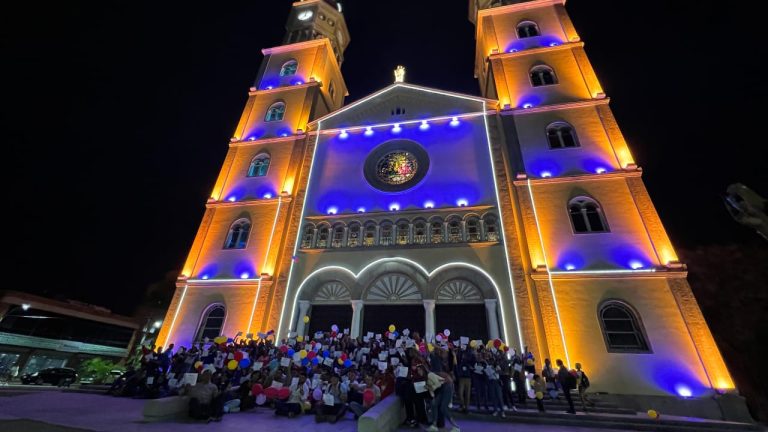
top-left (310, 83), bottom-right (497, 130)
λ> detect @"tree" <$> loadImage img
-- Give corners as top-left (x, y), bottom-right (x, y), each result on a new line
top-left (79, 357), bottom-right (119, 384)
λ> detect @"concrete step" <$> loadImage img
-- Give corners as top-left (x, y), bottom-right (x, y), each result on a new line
top-left (453, 410), bottom-right (763, 432)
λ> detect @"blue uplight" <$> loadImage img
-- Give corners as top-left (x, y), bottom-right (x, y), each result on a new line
top-left (449, 117), bottom-right (460, 127)
top-left (508, 48), bottom-right (519, 53)
top-left (522, 103), bottom-right (534, 109)
top-left (357, 207), bottom-right (366, 213)
top-left (675, 384), bottom-right (692, 398)
top-left (263, 192), bottom-right (273, 199)
top-left (389, 203), bottom-right (400, 211)
top-left (419, 120), bottom-right (430, 131)
top-left (595, 167), bottom-right (607, 174)
top-left (201, 275), bottom-right (210, 280)
top-left (549, 42), bottom-right (560, 47)
top-left (541, 171), bottom-right (552, 178)
top-left (339, 129), bottom-right (349, 139)
top-left (228, 196), bottom-right (237, 202)
top-left (249, 137), bottom-right (256, 141)
top-left (456, 198), bottom-right (468, 207)
top-left (364, 127), bottom-right (374, 137)
top-left (327, 206), bottom-right (338, 215)
top-left (392, 123), bottom-right (402, 134)
top-left (629, 260), bottom-right (644, 270)
top-left (424, 201), bottom-right (435, 209)
top-left (565, 264), bottom-right (576, 271)
top-left (240, 272), bottom-right (250, 279)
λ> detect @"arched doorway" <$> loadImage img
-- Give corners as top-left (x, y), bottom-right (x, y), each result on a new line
top-left (361, 273), bottom-right (424, 336)
top-left (434, 280), bottom-right (488, 341)
top-left (304, 281), bottom-right (352, 336)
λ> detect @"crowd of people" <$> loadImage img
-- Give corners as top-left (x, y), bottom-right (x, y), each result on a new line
top-left (110, 324), bottom-right (594, 429)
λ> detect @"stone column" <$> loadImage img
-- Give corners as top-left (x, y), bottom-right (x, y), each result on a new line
top-left (423, 300), bottom-right (436, 342)
top-left (485, 299), bottom-right (500, 341)
top-left (295, 300), bottom-right (311, 337)
top-left (350, 300), bottom-right (364, 339)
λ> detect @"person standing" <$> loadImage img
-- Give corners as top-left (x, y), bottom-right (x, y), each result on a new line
top-left (555, 359), bottom-right (576, 414)
top-left (532, 374), bottom-right (546, 412)
top-left (456, 345), bottom-right (475, 413)
top-left (575, 363), bottom-right (595, 411)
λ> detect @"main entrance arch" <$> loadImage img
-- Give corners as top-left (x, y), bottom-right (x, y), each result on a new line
top-left (291, 259), bottom-right (504, 343)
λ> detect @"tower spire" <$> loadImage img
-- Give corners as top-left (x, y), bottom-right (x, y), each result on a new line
top-left (394, 65), bottom-right (406, 83)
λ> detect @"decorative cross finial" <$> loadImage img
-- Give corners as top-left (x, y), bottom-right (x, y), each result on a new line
top-left (394, 65), bottom-right (406, 83)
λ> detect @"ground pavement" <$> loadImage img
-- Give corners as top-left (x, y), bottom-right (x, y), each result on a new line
top-left (0, 390), bottom-right (638, 432)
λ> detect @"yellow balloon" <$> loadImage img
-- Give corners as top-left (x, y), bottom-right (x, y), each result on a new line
top-left (337, 358), bottom-right (344, 365)
top-left (299, 349), bottom-right (307, 359)
top-left (388, 324), bottom-right (396, 332)
top-left (227, 360), bottom-right (238, 370)
top-left (647, 409), bottom-right (659, 419)
top-left (535, 391), bottom-right (543, 400)
top-left (214, 336), bottom-right (227, 344)
top-left (194, 361), bottom-right (203, 369)
top-left (469, 340), bottom-right (477, 348)
top-left (303, 316), bottom-right (310, 324)
top-left (427, 343), bottom-right (434, 352)
top-left (297, 335), bottom-right (304, 342)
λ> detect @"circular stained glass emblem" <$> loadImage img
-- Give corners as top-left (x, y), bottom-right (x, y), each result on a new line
top-left (376, 151), bottom-right (418, 185)
top-left (364, 140), bottom-right (429, 192)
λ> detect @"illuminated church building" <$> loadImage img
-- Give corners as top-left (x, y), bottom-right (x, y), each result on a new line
top-left (158, 0), bottom-right (738, 409)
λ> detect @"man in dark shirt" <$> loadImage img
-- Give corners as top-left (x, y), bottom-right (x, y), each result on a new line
top-left (556, 359), bottom-right (576, 414)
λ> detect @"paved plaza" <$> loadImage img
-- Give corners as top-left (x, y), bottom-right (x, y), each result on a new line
top-left (0, 390), bottom-right (639, 432)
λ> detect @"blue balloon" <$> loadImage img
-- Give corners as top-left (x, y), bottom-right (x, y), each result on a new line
top-left (301, 358), bottom-right (309, 366)
top-left (323, 350), bottom-right (330, 358)
top-left (311, 357), bottom-right (319, 365)
top-left (226, 337), bottom-right (233, 343)
top-left (287, 349), bottom-right (295, 357)
top-left (239, 358), bottom-right (251, 369)
top-left (343, 359), bottom-right (352, 368)
top-left (393, 331), bottom-right (399, 338)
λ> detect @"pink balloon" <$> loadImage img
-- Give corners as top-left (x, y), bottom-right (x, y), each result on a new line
top-left (251, 383), bottom-right (263, 396)
top-left (363, 389), bottom-right (375, 406)
top-left (277, 387), bottom-right (291, 400)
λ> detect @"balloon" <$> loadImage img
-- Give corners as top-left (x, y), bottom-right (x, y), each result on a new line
top-left (214, 336), bottom-right (227, 344)
top-left (323, 350), bottom-right (330, 358)
top-left (427, 343), bottom-right (434, 352)
top-left (312, 388), bottom-right (322, 401)
top-left (234, 351), bottom-right (244, 361)
top-left (527, 389), bottom-right (535, 399)
top-left (392, 331), bottom-right (399, 338)
top-left (280, 345), bottom-right (288, 353)
top-left (384, 331), bottom-right (390, 338)
top-left (299, 349), bottom-right (307, 359)
top-left (264, 387), bottom-right (278, 399)
top-left (343, 359), bottom-right (352, 368)
top-left (331, 324), bottom-right (339, 332)
top-left (504, 346), bottom-right (510, 352)
top-left (239, 358), bottom-right (251, 369)
top-left (303, 315), bottom-right (310, 324)
top-left (340, 353), bottom-right (348, 361)
top-left (297, 335), bottom-right (304, 342)
top-left (227, 359), bottom-right (238, 370)
top-left (256, 394), bottom-right (267, 405)
top-left (251, 383), bottom-right (264, 396)
top-left (469, 340), bottom-right (477, 348)
top-left (493, 339), bottom-right (502, 348)
top-left (337, 358), bottom-right (344, 365)
top-left (443, 329), bottom-right (450, 337)
top-left (363, 389), bottom-right (375, 406)
top-left (287, 349), bottom-right (295, 357)
top-left (647, 409), bottom-right (659, 419)
top-left (311, 357), bottom-right (319, 365)
top-left (301, 358), bottom-right (309, 366)
top-left (535, 391), bottom-right (544, 400)
top-left (436, 334), bottom-right (443, 342)
top-left (278, 387), bottom-right (291, 400)
top-left (226, 337), bottom-right (233, 343)
top-left (388, 324), bottom-right (396, 332)
top-left (194, 361), bottom-right (203, 369)
top-left (307, 350), bottom-right (316, 360)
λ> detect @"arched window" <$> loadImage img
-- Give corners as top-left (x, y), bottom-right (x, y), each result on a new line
top-left (466, 217), bottom-right (481, 242)
top-left (280, 59), bottom-right (298, 77)
top-left (517, 20), bottom-right (540, 38)
top-left (483, 214), bottom-right (499, 242)
top-left (599, 301), bottom-right (650, 352)
top-left (530, 65), bottom-right (557, 87)
top-left (300, 224), bottom-right (315, 249)
top-left (363, 222), bottom-right (377, 246)
top-left (247, 153), bottom-right (271, 177)
top-left (430, 218), bottom-right (444, 244)
top-left (447, 216), bottom-right (463, 243)
top-left (569, 197), bottom-right (608, 233)
top-left (331, 223), bottom-right (345, 248)
top-left (546, 122), bottom-right (579, 149)
top-left (347, 223), bottom-right (361, 247)
top-left (379, 221), bottom-right (393, 246)
top-left (316, 224), bottom-right (330, 248)
top-left (396, 220), bottom-right (410, 245)
top-left (265, 101), bottom-right (286, 122)
top-left (413, 220), bottom-right (427, 245)
top-left (224, 219), bottom-right (250, 249)
top-left (196, 304), bottom-right (225, 342)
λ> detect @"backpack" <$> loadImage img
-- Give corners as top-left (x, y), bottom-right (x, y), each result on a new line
top-left (581, 372), bottom-right (590, 389)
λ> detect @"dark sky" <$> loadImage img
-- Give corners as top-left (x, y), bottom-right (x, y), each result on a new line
top-left (5, 1), bottom-right (766, 315)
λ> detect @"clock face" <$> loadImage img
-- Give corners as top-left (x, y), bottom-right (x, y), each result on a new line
top-left (298, 10), bottom-right (313, 21)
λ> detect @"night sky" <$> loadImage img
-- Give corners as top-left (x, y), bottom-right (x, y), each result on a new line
top-left (5, 1), bottom-right (766, 315)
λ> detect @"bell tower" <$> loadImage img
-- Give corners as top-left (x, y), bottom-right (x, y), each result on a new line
top-left (470, 0), bottom-right (735, 396)
top-left (156, 1), bottom-right (349, 348)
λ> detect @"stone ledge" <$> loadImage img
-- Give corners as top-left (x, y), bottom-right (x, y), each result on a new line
top-left (358, 395), bottom-right (405, 432)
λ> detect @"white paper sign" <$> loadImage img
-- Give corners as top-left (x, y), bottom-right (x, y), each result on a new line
top-left (323, 393), bottom-right (335, 406)
top-left (375, 334), bottom-right (382, 340)
top-left (183, 373), bottom-right (198, 386)
top-left (168, 378), bottom-right (178, 387)
top-left (146, 377), bottom-right (154, 385)
top-left (389, 349), bottom-right (396, 355)
top-left (397, 366), bottom-right (409, 378)
top-left (343, 328), bottom-right (349, 335)
top-left (253, 361), bottom-right (263, 370)
top-left (271, 381), bottom-right (283, 389)
top-left (391, 357), bottom-right (400, 366)
top-left (406, 340), bottom-right (415, 348)
top-left (460, 337), bottom-right (469, 345)
top-left (378, 361), bottom-right (387, 371)
top-left (360, 347), bottom-right (370, 354)
top-left (378, 352), bottom-right (388, 361)
top-left (291, 377), bottom-right (299, 388)
top-left (363, 336), bottom-right (370, 343)
top-left (280, 357), bottom-right (290, 367)
top-left (388, 332), bottom-right (396, 340)
top-left (395, 339), bottom-right (403, 348)
top-left (414, 381), bottom-right (427, 393)
top-left (514, 364), bottom-right (522, 372)
top-left (324, 358), bottom-right (334, 366)
top-left (367, 332), bottom-right (374, 339)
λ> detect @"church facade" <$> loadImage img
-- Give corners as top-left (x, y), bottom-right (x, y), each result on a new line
top-left (157, 0), bottom-right (737, 408)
